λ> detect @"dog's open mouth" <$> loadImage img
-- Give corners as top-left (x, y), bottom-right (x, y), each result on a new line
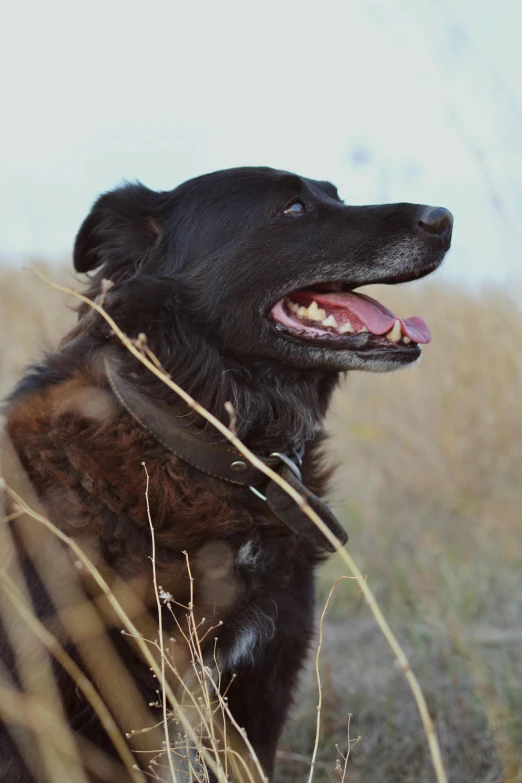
top-left (270, 284), bottom-right (430, 352)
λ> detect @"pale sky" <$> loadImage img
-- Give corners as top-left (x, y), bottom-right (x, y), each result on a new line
top-left (1, 0), bottom-right (521, 286)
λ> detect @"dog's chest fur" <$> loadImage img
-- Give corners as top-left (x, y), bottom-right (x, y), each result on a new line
top-left (4, 372), bottom-right (322, 679)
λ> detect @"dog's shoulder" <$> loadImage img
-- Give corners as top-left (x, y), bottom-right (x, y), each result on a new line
top-left (3, 360), bottom-right (258, 564)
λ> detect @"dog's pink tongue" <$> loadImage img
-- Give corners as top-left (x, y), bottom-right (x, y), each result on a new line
top-left (313, 291), bottom-right (432, 344)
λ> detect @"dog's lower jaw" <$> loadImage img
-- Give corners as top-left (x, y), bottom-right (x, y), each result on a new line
top-left (346, 351), bottom-right (422, 373)
top-left (252, 332), bottom-right (422, 374)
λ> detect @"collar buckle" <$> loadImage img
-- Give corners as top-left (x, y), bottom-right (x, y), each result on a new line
top-left (251, 450), bottom-right (348, 552)
top-left (249, 451), bottom-right (302, 502)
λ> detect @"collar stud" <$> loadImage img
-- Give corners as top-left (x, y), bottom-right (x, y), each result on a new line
top-left (229, 460), bottom-right (249, 473)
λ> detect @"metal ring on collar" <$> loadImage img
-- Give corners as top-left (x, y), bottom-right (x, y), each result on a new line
top-left (269, 451), bottom-right (302, 482)
top-left (248, 451), bottom-right (302, 502)
top-left (249, 485), bottom-right (267, 502)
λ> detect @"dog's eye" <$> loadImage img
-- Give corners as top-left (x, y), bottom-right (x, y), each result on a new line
top-left (283, 201), bottom-right (305, 216)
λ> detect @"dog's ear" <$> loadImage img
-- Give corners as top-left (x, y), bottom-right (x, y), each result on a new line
top-left (73, 183), bottom-right (164, 273)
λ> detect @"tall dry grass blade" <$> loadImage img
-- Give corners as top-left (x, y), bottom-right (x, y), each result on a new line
top-left (0, 498), bottom-right (89, 783)
top-left (0, 571), bottom-right (145, 783)
top-left (1, 437), bottom-right (167, 765)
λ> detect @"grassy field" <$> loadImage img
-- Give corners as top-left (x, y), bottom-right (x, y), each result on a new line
top-left (1, 264), bottom-right (521, 782)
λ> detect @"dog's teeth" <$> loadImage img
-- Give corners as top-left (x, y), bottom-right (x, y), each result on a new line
top-left (295, 300), bottom-right (327, 321)
top-left (359, 326), bottom-right (369, 333)
top-left (339, 322), bottom-right (355, 334)
top-left (306, 300), bottom-right (326, 321)
top-left (385, 320), bottom-right (402, 342)
top-left (287, 299), bottom-right (300, 314)
top-left (322, 314), bottom-right (338, 328)
top-left (403, 336), bottom-right (411, 344)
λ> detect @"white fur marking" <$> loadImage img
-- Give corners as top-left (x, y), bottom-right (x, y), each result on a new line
top-left (217, 604), bottom-right (277, 672)
top-left (226, 625), bottom-right (259, 670)
top-left (236, 539), bottom-right (261, 569)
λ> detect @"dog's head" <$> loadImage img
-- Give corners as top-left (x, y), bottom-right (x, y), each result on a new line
top-left (74, 167), bottom-right (452, 375)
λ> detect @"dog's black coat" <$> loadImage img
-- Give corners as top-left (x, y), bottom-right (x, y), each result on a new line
top-left (1, 167), bottom-right (452, 781)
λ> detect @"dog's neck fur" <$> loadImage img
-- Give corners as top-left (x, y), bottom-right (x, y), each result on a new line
top-left (117, 353), bottom-right (338, 452)
top-left (38, 325), bottom-right (340, 456)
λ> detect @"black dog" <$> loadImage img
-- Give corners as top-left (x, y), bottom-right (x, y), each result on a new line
top-left (1, 167), bottom-right (452, 781)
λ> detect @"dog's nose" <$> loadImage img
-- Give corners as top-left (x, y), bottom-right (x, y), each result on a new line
top-left (418, 207), bottom-right (453, 240)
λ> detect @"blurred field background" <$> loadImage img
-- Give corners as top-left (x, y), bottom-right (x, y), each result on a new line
top-left (1, 264), bottom-right (521, 782)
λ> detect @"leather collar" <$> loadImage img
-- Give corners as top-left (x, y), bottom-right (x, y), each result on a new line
top-left (104, 356), bottom-right (347, 553)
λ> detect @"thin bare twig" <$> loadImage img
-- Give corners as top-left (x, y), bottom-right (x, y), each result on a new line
top-left (309, 576), bottom-right (357, 783)
top-left (142, 462), bottom-right (177, 783)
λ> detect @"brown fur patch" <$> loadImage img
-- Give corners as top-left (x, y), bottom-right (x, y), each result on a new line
top-left (6, 372), bottom-right (257, 563)
top-left (2, 392), bottom-right (246, 767)
top-left (3, 367), bottom-right (261, 669)
top-left (58, 384), bottom-right (117, 422)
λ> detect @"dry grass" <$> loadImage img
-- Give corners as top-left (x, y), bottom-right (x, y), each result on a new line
top-left (280, 283), bottom-right (522, 782)
top-left (1, 264), bottom-right (521, 782)
top-left (0, 263), bottom-right (79, 391)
